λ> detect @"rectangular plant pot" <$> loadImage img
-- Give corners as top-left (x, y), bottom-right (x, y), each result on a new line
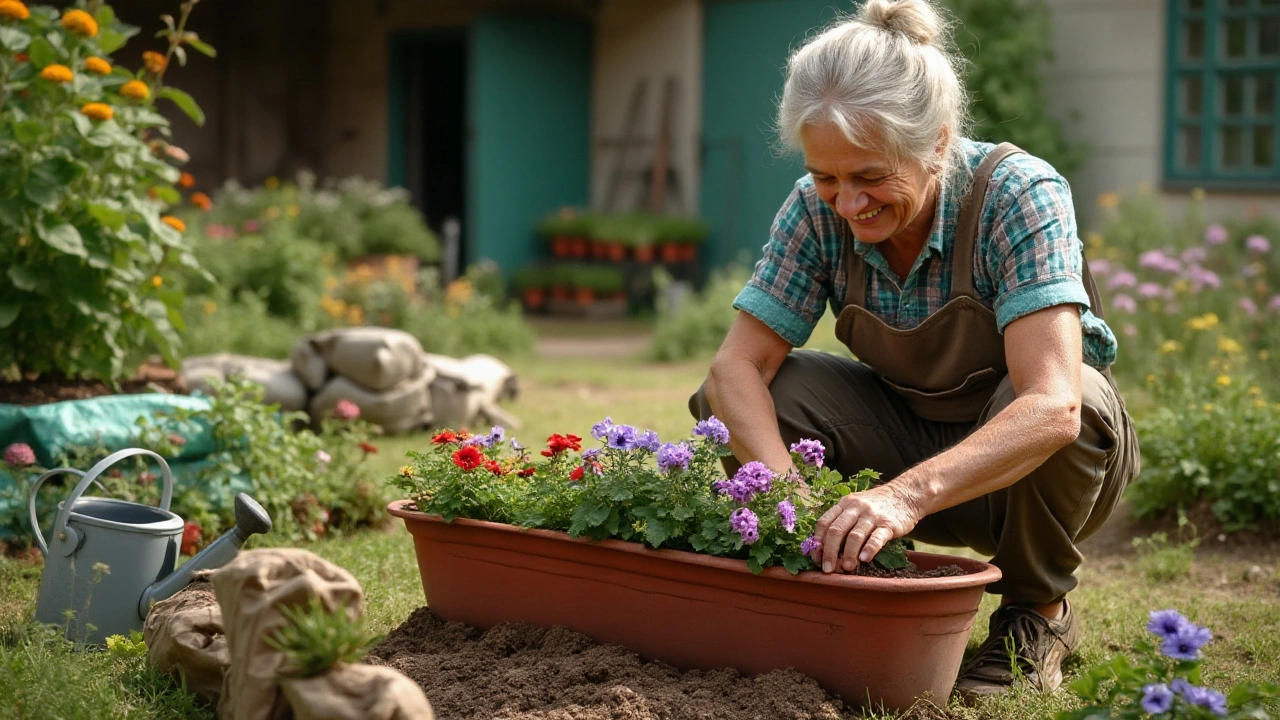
top-left (388, 501), bottom-right (1001, 712)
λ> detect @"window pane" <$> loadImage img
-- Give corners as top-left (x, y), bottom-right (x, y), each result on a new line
top-left (1260, 17), bottom-right (1279, 56)
top-left (1258, 75), bottom-right (1275, 115)
top-left (1223, 75), bottom-right (1246, 115)
top-left (1186, 20), bottom-right (1205, 59)
top-left (1222, 126), bottom-right (1244, 166)
top-left (1253, 126), bottom-right (1275, 167)
top-left (1224, 19), bottom-right (1248, 58)
top-left (1181, 75), bottom-right (1204, 114)
top-left (1180, 125), bottom-right (1203, 168)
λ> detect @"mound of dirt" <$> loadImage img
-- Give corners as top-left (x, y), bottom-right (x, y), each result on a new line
top-left (369, 608), bottom-right (873, 720)
top-left (0, 360), bottom-right (187, 406)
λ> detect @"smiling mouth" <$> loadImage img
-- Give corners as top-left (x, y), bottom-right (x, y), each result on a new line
top-left (852, 206), bottom-right (884, 221)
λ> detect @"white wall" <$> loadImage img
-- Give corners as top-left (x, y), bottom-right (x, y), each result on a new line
top-left (591, 0), bottom-right (704, 214)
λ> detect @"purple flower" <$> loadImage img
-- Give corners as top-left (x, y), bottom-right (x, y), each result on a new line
top-left (1162, 622), bottom-right (1213, 661)
top-left (800, 535), bottom-right (822, 555)
top-left (720, 461), bottom-right (774, 503)
top-left (1183, 685), bottom-right (1228, 716)
top-left (591, 417), bottom-right (615, 441)
top-left (1205, 223), bottom-right (1229, 245)
top-left (606, 424), bottom-right (638, 451)
top-left (1108, 270), bottom-right (1138, 289)
top-left (1246, 234), bottom-right (1271, 254)
top-left (3, 442), bottom-right (35, 467)
top-left (777, 501), bottom-right (797, 533)
top-left (1181, 246), bottom-right (1208, 264)
top-left (1240, 298), bottom-right (1258, 315)
top-left (1087, 258), bottom-right (1112, 275)
top-left (1138, 282), bottom-right (1164, 299)
top-left (583, 447), bottom-right (602, 461)
top-left (1141, 683), bottom-right (1175, 715)
top-left (511, 438), bottom-right (524, 452)
top-left (1267, 294), bottom-right (1280, 313)
top-left (1112, 294), bottom-right (1137, 313)
top-left (637, 429), bottom-right (660, 452)
top-left (789, 438), bottom-right (825, 468)
top-left (1139, 250), bottom-right (1183, 274)
top-left (730, 507), bottom-right (759, 544)
top-left (1172, 678), bottom-right (1194, 696)
top-left (693, 416), bottom-right (730, 445)
top-left (466, 434), bottom-right (493, 448)
top-left (1147, 609), bottom-right (1191, 640)
top-left (1188, 265), bottom-right (1221, 291)
top-left (489, 426), bottom-right (505, 443)
top-left (656, 442), bottom-right (692, 472)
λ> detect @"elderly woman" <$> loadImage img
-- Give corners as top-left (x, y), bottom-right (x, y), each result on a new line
top-left (690, 0), bottom-right (1139, 700)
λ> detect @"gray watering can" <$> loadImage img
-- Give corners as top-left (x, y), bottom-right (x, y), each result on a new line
top-left (28, 447), bottom-right (272, 644)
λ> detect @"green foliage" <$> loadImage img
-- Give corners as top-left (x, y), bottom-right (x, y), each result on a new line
top-left (104, 630), bottom-right (147, 659)
top-left (264, 597), bottom-right (381, 679)
top-left (1131, 516), bottom-right (1199, 584)
top-left (649, 265), bottom-right (751, 361)
top-left (0, 1), bottom-right (212, 382)
top-left (945, 0), bottom-right (1086, 175)
top-left (401, 270), bottom-right (535, 358)
top-left (178, 291), bottom-right (302, 359)
top-left (185, 220), bottom-right (329, 324)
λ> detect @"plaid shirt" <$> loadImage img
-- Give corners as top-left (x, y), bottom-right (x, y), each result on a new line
top-left (734, 138), bottom-right (1117, 369)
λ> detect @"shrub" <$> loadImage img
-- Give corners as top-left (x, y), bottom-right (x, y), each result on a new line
top-left (0, 1), bottom-right (212, 382)
top-left (649, 265), bottom-right (751, 361)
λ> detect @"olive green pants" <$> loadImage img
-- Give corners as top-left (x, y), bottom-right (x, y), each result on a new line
top-left (689, 350), bottom-right (1140, 604)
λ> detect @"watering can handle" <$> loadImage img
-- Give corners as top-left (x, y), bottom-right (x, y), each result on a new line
top-left (27, 468), bottom-right (90, 556)
top-left (49, 449), bottom-right (174, 555)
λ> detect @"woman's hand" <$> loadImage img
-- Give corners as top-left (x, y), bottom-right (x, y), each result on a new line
top-left (811, 483), bottom-right (923, 573)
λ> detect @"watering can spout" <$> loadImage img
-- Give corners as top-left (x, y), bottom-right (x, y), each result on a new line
top-left (138, 492), bottom-right (272, 619)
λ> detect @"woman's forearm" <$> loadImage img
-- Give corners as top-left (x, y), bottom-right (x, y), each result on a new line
top-left (704, 356), bottom-right (794, 473)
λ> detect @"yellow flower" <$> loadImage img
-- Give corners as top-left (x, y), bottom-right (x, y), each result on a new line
top-left (84, 56), bottom-right (111, 75)
top-left (1217, 337), bottom-right (1243, 355)
top-left (1096, 192), bottom-right (1121, 208)
top-left (1185, 313), bottom-right (1219, 331)
top-left (1172, 279), bottom-right (1190, 295)
top-left (1159, 340), bottom-right (1181, 354)
top-left (39, 64), bottom-right (73, 83)
top-left (202, 300), bottom-right (217, 315)
top-left (1257, 399), bottom-right (1268, 409)
top-left (80, 102), bottom-right (113, 121)
top-left (264, 176), bottom-right (280, 190)
top-left (61, 8), bottom-right (98, 37)
top-left (286, 204), bottom-right (300, 218)
top-left (142, 50), bottom-right (167, 74)
top-left (345, 304), bottom-right (364, 325)
top-left (446, 278), bottom-right (474, 305)
top-left (1248, 385), bottom-right (1262, 397)
top-left (323, 276), bottom-right (339, 291)
top-left (0, 0), bottom-right (31, 21)
top-left (120, 80), bottom-right (150, 100)
top-left (399, 465), bottom-right (414, 478)
top-left (1085, 232), bottom-right (1105, 253)
top-left (1146, 374), bottom-right (1156, 384)
top-left (1203, 404), bottom-right (1215, 413)
top-left (1215, 375), bottom-right (1231, 387)
top-left (150, 275), bottom-right (163, 288)
top-left (161, 215), bottom-right (186, 233)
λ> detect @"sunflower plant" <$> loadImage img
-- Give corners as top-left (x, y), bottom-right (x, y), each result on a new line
top-left (0, 0), bottom-right (213, 383)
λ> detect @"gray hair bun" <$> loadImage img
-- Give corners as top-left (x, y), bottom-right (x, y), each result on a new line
top-left (857, 0), bottom-right (944, 46)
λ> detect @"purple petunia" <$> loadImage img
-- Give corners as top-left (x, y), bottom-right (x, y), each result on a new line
top-left (800, 535), bottom-right (822, 555)
top-left (637, 429), bottom-right (660, 452)
top-left (1183, 685), bottom-right (1228, 716)
top-left (789, 438), bottom-right (825, 468)
top-left (583, 448), bottom-right (602, 461)
top-left (656, 442), bottom-right (692, 473)
top-left (1147, 608), bottom-right (1190, 640)
top-left (1162, 622), bottom-right (1213, 661)
top-left (1171, 678), bottom-right (1194, 696)
top-left (693, 416), bottom-right (730, 445)
top-left (730, 507), bottom-right (759, 544)
top-left (1141, 683), bottom-right (1174, 715)
top-left (591, 417), bottom-right (615, 441)
top-left (606, 424), bottom-right (638, 451)
top-left (717, 461), bottom-right (773, 503)
top-left (777, 500), bottom-right (797, 533)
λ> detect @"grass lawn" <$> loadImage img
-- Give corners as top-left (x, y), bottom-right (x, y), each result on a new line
top-left (1, 325), bottom-right (1276, 719)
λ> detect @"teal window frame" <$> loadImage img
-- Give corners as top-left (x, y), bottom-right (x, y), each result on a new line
top-left (1164, 0), bottom-right (1280, 189)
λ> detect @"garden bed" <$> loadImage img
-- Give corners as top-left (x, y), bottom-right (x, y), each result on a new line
top-left (0, 361), bottom-right (187, 407)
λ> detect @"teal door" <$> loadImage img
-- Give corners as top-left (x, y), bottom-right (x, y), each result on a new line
top-left (468, 15), bottom-right (592, 274)
top-left (701, 1), bottom-right (843, 269)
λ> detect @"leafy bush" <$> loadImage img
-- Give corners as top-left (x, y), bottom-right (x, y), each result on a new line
top-left (179, 291), bottom-right (306, 359)
top-left (0, 0), bottom-right (212, 382)
top-left (186, 220), bottom-right (329, 324)
top-left (401, 272), bottom-right (534, 357)
top-left (649, 265), bottom-right (751, 361)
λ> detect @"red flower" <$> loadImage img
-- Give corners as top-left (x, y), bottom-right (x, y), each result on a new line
top-left (15, 54), bottom-right (28, 64)
top-left (484, 460), bottom-right (505, 476)
top-left (517, 467), bottom-right (536, 477)
top-left (542, 433), bottom-right (583, 457)
top-left (452, 446), bottom-right (483, 471)
top-left (358, 441), bottom-right (378, 454)
top-left (432, 430), bottom-right (458, 444)
top-left (181, 522), bottom-right (202, 556)
top-left (333, 399), bottom-right (360, 421)
top-left (569, 465), bottom-right (585, 481)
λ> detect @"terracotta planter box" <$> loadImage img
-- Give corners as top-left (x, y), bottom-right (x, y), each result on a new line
top-left (388, 501), bottom-right (1001, 711)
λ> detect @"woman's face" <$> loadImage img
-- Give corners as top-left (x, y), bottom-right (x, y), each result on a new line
top-left (801, 122), bottom-right (938, 246)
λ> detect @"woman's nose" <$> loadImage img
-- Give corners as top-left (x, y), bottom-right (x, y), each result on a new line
top-left (836, 189), bottom-right (871, 220)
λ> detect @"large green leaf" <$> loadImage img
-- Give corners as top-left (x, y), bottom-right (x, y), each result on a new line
top-left (87, 201), bottom-right (127, 230)
top-left (30, 156), bottom-right (80, 185)
top-left (24, 177), bottom-right (59, 209)
top-left (27, 35), bottom-right (56, 67)
top-left (0, 26), bottom-right (30, 52)
top-left (38, 222), bottom-right (87, 258)
top-left (12, 120), bottom-right (45, 145)
top-left (0, 303), bottom-right (19, 328)
top-left (156, 86), bottom-right (205, 126)
top-left (7, 265), bottom-right (38, 291)
top-left (873, 541), bottom-right (910, 570)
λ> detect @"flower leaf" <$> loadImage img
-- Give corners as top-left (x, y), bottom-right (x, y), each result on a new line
top-left (157, 86), bottom-right (205, 126)
top-left (0, 26), bottom-right (30, 53)
top-left (38, 222), bottom-right (87, 258)
top-left (872, 540), bottom-right (909, 570)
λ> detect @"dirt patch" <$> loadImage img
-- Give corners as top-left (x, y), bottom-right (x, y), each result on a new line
top-left (853, 561), bottom-right (968, 579)
top-left (0, 360), bottom-right (187, 406)
top-left (369, 608), bottom-right (874, 720)
top-left (1079, 500), bottom-right (1280, 565)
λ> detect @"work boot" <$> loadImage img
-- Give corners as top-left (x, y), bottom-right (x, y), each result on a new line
top-left (953, 598), bottom-right (1079, 700)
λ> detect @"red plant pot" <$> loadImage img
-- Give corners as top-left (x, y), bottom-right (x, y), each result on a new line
top-left (573, 288), bottom-right (595, 305)
top-left (550, 286), bottom-right (570, 302)
top-left (658, 243), bottom-right (682, 264)
top-left (388, 503), bottom-right (1001, 712)
top-left (550, 236), bottom-right (572, 258)
top-left (568, 237), bottom-right (589, 259)
top-left (679, 243), bottom-right (698, 263)
top-left (604, 242), bottom-right (627, 263)
top-left (522, 288), bottom-right (546, 311)
top-left (632, 245), bottom-right (655, 263)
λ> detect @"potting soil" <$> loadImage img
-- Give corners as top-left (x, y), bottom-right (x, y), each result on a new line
top-left (371, 608), bottom-right (863, 719)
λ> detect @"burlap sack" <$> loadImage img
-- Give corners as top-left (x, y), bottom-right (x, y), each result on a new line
top-left (424, 353), bottom-right (520, 429)
top-left (289, 339), bottom-right (329, 390)
top-left (280, 663), bottom-right (434, 720)
top-left (309, 328), bottom-right (425, 391)
top-left (309, 369), bottom-right (434, 433)
top-left (212, 549), bottom-right (364, 720)
top-left (143, 573), bottom-right (228, 704)
top-left (183, 354), bottom-right (309, 411)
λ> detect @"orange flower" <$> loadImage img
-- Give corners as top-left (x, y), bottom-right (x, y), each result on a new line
top-left (120, 80), bottom-right (150, 100)
top-left (61, 8), bottom-right (98, 37)
top-left (0, 0), bottom-right (31, 21)
top-left (39, 64), bottom-right (73, 83)
top-left (142, 50), bottom-right (167, 74)
top-left (84, 56), bottom-right (111, 75)
top-left (80, 102), bottom-right (113, 121)
top-left (160, 215), bottom-right (186, 233)
top-left (191, 192), bottom-right (212, 210)
top-left (150, 275), bottom-right (163, 288)
top-left (178, 172), bottom-right (194, 188)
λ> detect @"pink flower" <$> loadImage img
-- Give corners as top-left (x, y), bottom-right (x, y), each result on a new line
top-left (1268, 295), bottom-right (1280, 313)
top-left (1204, 224), bottom-right (1228, 245)
top-left (1123, 323), bottom-right (1138, 337)
top-left (1239, 298), bottom-right (1258, 316)
top-left (1112, 294), bottom-right (1137, 313)
top-left (1187, 265), bottom-right (1221, 291)
top-left (332, 400), bottom-right (360, 421)
top-left (1087, 258), bottom-right (1112, 276)
top-left (315, 449), bottom-right (331, 465)
top-left (1246, 235), bottom-right (1271, 254)
top-left (242, 219), bottom-right (261, 234)
top-left (1181, 247), bottom-right (1207, 264)
top-left (1107, 271), bottom-right (1138, 290)
top-left (1138, 282), bottom-right (1164, 299)
top-left (4, 443), bottom-right (35, 466)
top-left (167, 433), bottom-right (186, 447)
top-left (205, 223), bottom-right (237, 240)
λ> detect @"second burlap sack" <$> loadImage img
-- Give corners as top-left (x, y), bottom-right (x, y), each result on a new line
top-left (143, 573), bottom-right (228, 704)
top-left (306, 328), bottom-right (425, 391)
top-left (281, 664), bottom-right (434, 720)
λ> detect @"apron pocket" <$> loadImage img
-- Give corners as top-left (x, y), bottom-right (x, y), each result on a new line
top-left (880, 367), bottom-right (1001, 423)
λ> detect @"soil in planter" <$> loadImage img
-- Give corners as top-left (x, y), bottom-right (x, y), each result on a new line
top-left (0, 360), bottom-right (187, 406)
top-left (851, 560), bottom-right (968, 579)
top-left (372, 608), bottom-right (872, 720)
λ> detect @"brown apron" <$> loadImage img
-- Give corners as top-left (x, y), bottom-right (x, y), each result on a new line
top-left (833, 143), bottom-right (1113, 424)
